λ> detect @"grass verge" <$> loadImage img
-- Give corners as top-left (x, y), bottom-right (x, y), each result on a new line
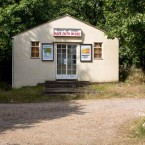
top-left (0, 82), bottom-right (145, 103)
top-left (0, 85), bottom-right (45, 103)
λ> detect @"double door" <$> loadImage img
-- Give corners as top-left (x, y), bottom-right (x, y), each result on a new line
top-left (56, 44), bottom-right (77, 79)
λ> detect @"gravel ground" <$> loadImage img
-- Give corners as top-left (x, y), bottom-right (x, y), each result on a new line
top-left (0, 98), bottom-right (145, 145)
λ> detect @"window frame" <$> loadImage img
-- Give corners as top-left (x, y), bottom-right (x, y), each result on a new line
top-left (94, 42), bottom-right (103, 60)
top-left (30, 41), bottom-right (40, 59)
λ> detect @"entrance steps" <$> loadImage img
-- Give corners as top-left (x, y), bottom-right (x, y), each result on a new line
top-left (44, 80), bottom-right (95, 95)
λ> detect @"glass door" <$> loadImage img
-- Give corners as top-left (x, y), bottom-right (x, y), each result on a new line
top-left (56, 44), bottom-right (77, 79)
top-left (57, 44), bottom-right (67, 76)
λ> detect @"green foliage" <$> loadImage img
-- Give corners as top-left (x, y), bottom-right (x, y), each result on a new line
top-left (104, 0), bottom-right (145, 68)
top-left (0, 0), bottom-right (57, 61)
top-left (0, 82), bottom-right (11, 90)
top-left (119, 66), bottom-right (130, 82)
top-left (58, 0), bottom-right (105, 26)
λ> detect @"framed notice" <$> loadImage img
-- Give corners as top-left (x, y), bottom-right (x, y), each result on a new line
top-left (42, 43), bottom-right (54, 61)
top-left (80, 44), bottom-right (92, 62)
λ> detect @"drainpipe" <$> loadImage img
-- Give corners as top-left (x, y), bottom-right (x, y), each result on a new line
top-left (12, 37), bottom-right (14, 88)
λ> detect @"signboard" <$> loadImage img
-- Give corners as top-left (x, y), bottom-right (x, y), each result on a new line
top-left (80, 44), bottom-right (92, 62)
top-left (42, 43), bottom-right (54, 61)
top-left (54, 29), bottom-right (81, 37)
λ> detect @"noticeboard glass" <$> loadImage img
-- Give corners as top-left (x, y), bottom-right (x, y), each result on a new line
top-left (80, 44), bottom-right (92, 62)
top-left (42, 43), bottom-right (54, 61)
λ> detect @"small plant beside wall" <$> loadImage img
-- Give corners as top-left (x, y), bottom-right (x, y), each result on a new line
top-left (0, 82), bottom-right (11, 91)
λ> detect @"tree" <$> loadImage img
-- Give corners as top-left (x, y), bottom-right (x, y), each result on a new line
top-left (58, 0), bottom-right (105, 26)
top-left (0, 0), bottom-right (57, 61)
top-left (104, 0), bottom-right (145, 68)
top-left (0, 0), bottom-right (57, 82)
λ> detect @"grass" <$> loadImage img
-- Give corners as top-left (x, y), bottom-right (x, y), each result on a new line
top-left (128, 117), bottom-right (145, 140)
top-left (0, 82), bottom-right (145, 103)
top-left (91, 82), bottom-right (145, 99)
top-left (0, 84), bottom-right (94, 103)
top-left (1, 67), bottom-right (145, 103)
top-left (126, 68), bottom-right (145, 84)
top-left (0, 85), bottom-right (45, 103)
top-left (134, 118), bottom-right (145, 138)
top-left (0, 85), bottom-right (82, 103)
top-left (113, 117), bottom-right (145, 145)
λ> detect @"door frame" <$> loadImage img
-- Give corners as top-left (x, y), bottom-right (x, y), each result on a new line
top-left (55, 43), bottom-right (78, 80)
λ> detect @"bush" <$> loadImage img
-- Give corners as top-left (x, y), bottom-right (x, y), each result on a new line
top-left (119, 66), bottom-right (145, 84)
top-left (126, 68), bottom-right (145, 84)
top-left (119, 66), bottom-right (130, 82)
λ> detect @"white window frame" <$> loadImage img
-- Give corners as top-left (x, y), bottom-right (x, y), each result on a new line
top-left (94, 42), bottom-right (103, 60)
top-left (30, 41), bottom-right (40, 59)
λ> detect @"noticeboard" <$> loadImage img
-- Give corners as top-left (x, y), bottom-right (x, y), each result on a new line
top-left (42, 43), bottom-right (54, 61)
top-left (80, 44), bottom-right (92, 62)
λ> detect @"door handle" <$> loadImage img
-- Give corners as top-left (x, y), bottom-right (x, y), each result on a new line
top-left (64, 59), bottom-right (66, 64)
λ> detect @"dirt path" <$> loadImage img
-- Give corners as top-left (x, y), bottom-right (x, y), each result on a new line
top-left (0, 98), bottom-right (145, 145)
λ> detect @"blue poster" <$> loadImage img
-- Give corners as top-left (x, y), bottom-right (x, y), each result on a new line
top-left (42, 44), bottom-right (53, 61)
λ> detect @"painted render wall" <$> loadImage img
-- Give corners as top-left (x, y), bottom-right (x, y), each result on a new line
top-left (12, 15), bottom-right (119, 88)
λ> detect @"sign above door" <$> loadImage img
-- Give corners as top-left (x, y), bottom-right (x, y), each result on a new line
top-left (54, 28), bottom-right (81, 37)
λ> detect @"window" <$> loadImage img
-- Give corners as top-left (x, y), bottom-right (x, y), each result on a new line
top-left (94, 42), bottom-right (102, 59)
top-left (31, 41), bottom-right (39, 58)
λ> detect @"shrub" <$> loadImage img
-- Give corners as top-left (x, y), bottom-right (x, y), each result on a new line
top-left (0, 82), bottom-right (11, 90)
top-left (126, 68), bottom-right (145, 84)
top-left (119, 66), bottom-right (130, 82)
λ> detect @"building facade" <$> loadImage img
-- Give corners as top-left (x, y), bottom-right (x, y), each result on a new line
top-left (12, 14), bottom-right (119, 88)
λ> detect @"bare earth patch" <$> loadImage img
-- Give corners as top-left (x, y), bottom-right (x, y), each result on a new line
top-left (0, 98), bottom-right (145, 145)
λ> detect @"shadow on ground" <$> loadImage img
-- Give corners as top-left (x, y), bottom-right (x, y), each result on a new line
top-left (0, 101), bottom-right (85, 134)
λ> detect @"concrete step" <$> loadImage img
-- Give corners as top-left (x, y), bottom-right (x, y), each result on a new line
top-left (44, 81), bottom-right (94, 95)
top-left (45, 89), bottom-right (82, 94)
top-left (45, 84), bottom-right (87, 88)
top-left (45, 88), bottom-right (97, 94)
top-left (45, 81), bottom-right (90, 84)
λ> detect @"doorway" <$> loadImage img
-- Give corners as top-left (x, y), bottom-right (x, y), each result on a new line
top-left (56, 44), bottom-right (77, 79)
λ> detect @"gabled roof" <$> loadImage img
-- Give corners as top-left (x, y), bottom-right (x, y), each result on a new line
top-left (13, 14), bottom-right (105, 38)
